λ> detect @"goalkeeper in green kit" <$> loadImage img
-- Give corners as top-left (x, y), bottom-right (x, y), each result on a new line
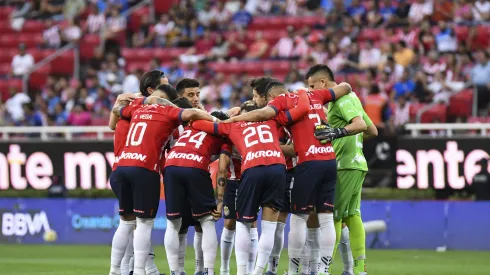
top-left (306, 65), bottom-right (378, 275)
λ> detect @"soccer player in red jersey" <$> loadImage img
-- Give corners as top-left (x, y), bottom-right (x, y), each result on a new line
top-left (108, 98), bottom-right (215, 275)
top-left (217, 101), bottom-right (259, 275)
top-left (192, 89), bottom-right (310, 275)
top-left (162, 109), bottom-right (230, 275)
top-left (224, 80), bottom-right (352, 275)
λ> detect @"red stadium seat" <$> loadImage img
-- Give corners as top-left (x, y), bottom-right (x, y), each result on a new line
top-left (447, 89), bottom-right (473, 117)
top-left (0, 34), bottom-right (19, 48)
top-left (51, 51), bottom-right (75, 75)
top-left (18, 33), bottom-right (43, 48)
top-left (28, 65), bottom-right (51, 90)
top-left (0, 63), bottom-right (11, 75)
top-left (128, 7), bottom-right (149, 32)
top-left (126, 61), bottom-right (149, 72)
top-left (0, 79), bottom-right (23, 101)
top-left (0, 48), bottom-right (17, 63)
top-left (420, 104), bottom-right (447, 123)
top-left (155, 0), bottom-right (178, 13)
top-left (0, 7), bottom-right (13, 17)
top-left (409, 102), bottom-right (425, 118)
top-left (80, 34), bottom-right (100, 60)
top-left (22, 20), bottom-right (45, 33)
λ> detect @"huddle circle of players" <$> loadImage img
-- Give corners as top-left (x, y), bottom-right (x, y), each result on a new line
top-left (109, 66), bottom-right (376, 275)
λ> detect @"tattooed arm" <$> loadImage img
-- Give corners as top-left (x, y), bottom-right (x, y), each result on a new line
top-left (143, 96), bottom-right (176, 106)
top-left (212, 153), bottom-right (230, 221)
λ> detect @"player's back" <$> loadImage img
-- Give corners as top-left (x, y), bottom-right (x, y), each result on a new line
top-left (165, 125), bottom-right (226, 171)
top-left (286, 91), bottom-right (335, 164)
top-left (226, 119), bottom-right (285, 172)
top-left (118, 104), bottom-right (183, 172)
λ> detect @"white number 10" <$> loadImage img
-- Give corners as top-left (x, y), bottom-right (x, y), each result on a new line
top-left (243, 125), bottom-right (273, 147)
top-left (126, 122), bottom-right (147, 146)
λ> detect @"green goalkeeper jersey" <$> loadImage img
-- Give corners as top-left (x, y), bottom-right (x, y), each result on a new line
top-left (327, 92), bottom-right (373, 171)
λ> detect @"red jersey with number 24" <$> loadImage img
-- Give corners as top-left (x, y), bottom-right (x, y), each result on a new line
top-left (211, 120), bottom-right (286, 173)
top-left (268, 89), bottom-right (336, 165)
top-left (165, 125), bottom-right (228, 171)
top-left (117, 104), bottom-right (183, 172)
top-left (112, 97), bottom-right (146, 171)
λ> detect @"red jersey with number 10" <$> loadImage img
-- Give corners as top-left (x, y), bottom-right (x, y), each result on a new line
top-left (212, 120), bottom-right (286, 173)
top-left (165, 125), bottom-right (228, 171)
top-left (268, 89), bottom-right (337, 165)
top-left (117, 104), bottom-right (183, 172)
top-left (112, 97), bottom-right (146, 171)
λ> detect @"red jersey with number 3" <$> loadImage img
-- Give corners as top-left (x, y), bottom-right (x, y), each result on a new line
top-left (112, 97), bottom-right (146, 171)
top-left (268, 89), bottom-right (336, 165)
top-left (221, 143), bottom-right (242, 180)
top-left (213, 120), bottom-right (285, 173)
top-left (165, 125), bottom-right (228, 171)
top-left (117, 104), bottom-right (183, 172)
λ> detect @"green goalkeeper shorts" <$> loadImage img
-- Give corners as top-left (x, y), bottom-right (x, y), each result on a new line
top-left (333, 169), bottom-right (366, 221)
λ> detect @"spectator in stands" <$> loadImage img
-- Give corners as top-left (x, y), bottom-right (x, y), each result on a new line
top-left (227, 31), bottom-right (249, 60)
top-left (364, 84), bottom-right (387, 128)
top-left (284, 69), bottom-right (304, 90)
top-left (428, 71), bottom-right (462, 104)
top-left (394, 41), bottom-right (415, 68)
top-left (132, 14), bottom-right (153, 47)
top-left (198, 2), bottom-right (215, 28)
top-left (208, 34), bottom-right (229, 61)
top-left (36, 0), bottom-right (64, 20)
top-left (471, 51), bottom-right (490, 115)
top-left (379, 0), bottom-right (397, 26)
top-left (63, 0), bottom-right (85, 20)
top-left (163, 58), bottom-right (184, 84)
top-left (473, 0), bottom-right (490, 22)
top-left (435, 21), bottom-right (458, 54)
top-left (232, 1), bottom-right (252, 29)
top-left (67, 104), bottom-right (91, 126)
top-left (85, 4), bottom-right (105, 34)
top-left (106, 73), bottom-right (123, 94)
top-left (454, 0), bottom-right (474, 24)
top-left (50, 102), bottom-right (68, 126)
top-left (417, 21), bottom-right (436, 54)
top-left (104, 7), bottom-right (126, 39)
top-left (408, 0), bottom-right (434, 25)
top-left (271, 26), bottom-right (295, 59)
top-left (244, 31), bottom-right (268, 60)
top-left (383, 55), bottom-right (404, 81)
top-left (210, 1), bottom-right (232, 30)
top-left (346, 0), bottom-right (366, 26)
top-left (366, 0), bottom-right (383, 28)
top-left (62, 17), bottom-right (82, 44)
top-left (179, 18), bottom-right (204, 47)
top-left (152, 14), bottom-right (175, 47)
top-left (423, 51), bottom-right (447, 81)
top-left (122, 68), bottom-right (143, 94)
top-left (392, 0), bottom-right (411, 26)
top-left (432, 0), bottom-right (454, 22)
top-left (11, 43), bottom-right (34, 77)
top-left (359, 40), bottom-right (381, 69)
top-left (393, 95), bottom-right (411, 132)
top-left (43, 18), bottom-right (61, 48)
top-left (342, 42), bottom-right (362, 73)
top-left (5, 87), bottom-right (30, 122)
top-left (20, 102), bottom-right (45, 126)
top-left (393, 70), bottom-right (415, 100)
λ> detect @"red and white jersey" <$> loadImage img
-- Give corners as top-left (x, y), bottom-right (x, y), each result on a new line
top-left (112, 97), bottom-right (146, 171)
top-left (165, 125), bottom-right (227, 171)
top-left (268, 89), bottom-right (336, 165)
top-left (160, 125), bottom-right (184, 172)
top-left (117, 104), bottom-right (183, 172)
top-left (278, 126), bottom-right (297, 170)
top-left (213, 120), bottom-right (286, 173)
top-left (221, 142), bottom-right (242, 180)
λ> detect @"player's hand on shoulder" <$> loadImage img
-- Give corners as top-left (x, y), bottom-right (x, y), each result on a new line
top-left (227, 106), bottom-right (241, 117)
top-left (116, 93), bottom-right (136, 103)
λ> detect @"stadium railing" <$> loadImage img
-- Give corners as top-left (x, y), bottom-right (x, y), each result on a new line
top-left (405, 123), bottom-right (490, 137)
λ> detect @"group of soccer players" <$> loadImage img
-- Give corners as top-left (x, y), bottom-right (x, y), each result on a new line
top-left (107, 64), bottom-right (377, 275)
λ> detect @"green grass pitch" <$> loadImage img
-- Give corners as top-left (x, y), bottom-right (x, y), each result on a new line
top-left (0, 245), bottom-right (488, 275)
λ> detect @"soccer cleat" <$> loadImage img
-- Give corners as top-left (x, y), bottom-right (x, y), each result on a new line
top-left (265, 272), bottom-right (276, 275)
top-left (129, 272), bottom-right (133, 275)
top-left (194, 272), bottom-right (204, 275)
top-left (341, 272), bottom-right (353, 275)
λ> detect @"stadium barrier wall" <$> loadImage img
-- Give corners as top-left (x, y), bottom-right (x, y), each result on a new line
top-left (1, 198), bottom-right (489, 250)
top-left (1, 137), bottom-right (489, 191)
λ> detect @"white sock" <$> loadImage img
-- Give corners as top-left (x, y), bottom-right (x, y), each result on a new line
top-left (194, 231), bottom-right (204, 273)
top-left (288, 214), bottom-right (308, 275)
top-left (317, 213), bottom-right (335, 275)
top-left (179, 233), bottom-right (187, 273)
top-left (121, 231), bottom-right (134, 275)
top-left (300, 242), bottom-right (309, 275)
top-left (308, 228), bottom-right (321, 274)
top-left (145, 244), bottom-right (160, 275)
top-left (164, 218), bottom-right (182, 273)
top-left (253, 221), bottom-right (277, 275)
top-left (220, 228), bottom-right (235, 274)
top-left (133, 218), bottom-right (154, 275)
top-left (235, 222), bottom-right (252, 275)
top-left (339, 227), bottom-right (354, 274)
top-left (268, 222), bottom-right (285, 273)
top-left (248, 227), bottom-right (259, 274)
top-left (110, 219), bottom-right (135, 275)
top-left (199, 216), bottom-right (217, 275)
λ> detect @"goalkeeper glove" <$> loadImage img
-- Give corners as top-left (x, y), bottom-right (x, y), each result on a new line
top-left (314, 124), bottom-right (348, 144)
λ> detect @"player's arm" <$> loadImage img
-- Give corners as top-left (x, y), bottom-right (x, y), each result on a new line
top-left (227, 106), bottom-right (241, 117)
top-left (282, 89), bottom-right (309, 123)
top-left (109, 94), bottom-right (136, 129)
top-left (225, 105), bottom-right (277, 123)
top-left (280, 144), bottom-right (296, 157)
top-left (362, 110), bottom-right (378, 140)
top-left (144, 96), bottom-right (176, 106)
top-left (315, 82), bottom-right (352, 104)
top-left (213, 152), bottom-right (231, 221)
top-left (181, 108), bottom-right (216, 122)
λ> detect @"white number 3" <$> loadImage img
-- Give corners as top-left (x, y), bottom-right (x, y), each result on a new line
top-left (243, 125), bottom-right (274, 148)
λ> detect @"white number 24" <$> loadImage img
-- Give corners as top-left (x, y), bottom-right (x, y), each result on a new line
top-left (243, 125), bottom-right (273, 148)
top-left (174, 130), bottom-right (207, 149)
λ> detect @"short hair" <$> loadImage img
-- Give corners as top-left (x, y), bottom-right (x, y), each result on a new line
top-left (172, 97), bottom-right (193, 109)
top-left (156, 84), bottom-right (178, 101)
top-left (264, 80), bottom-right (287, 96)
top-left (139, 70), bottom-right (164, 96)
top-left (399, 41), bottom-right (407, 48)
top-left (176, 78), bottom-right (200, 95)
top-left (305, 64), bottom-right (335, 82)
top-left (249, 77), bottom-right (278, 97)
top-left (240, 100), bottom-right (259, 113)
top-left (210, 111), bottom-right (230, 121)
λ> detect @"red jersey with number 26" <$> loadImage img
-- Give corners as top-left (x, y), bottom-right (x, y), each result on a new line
top-left (212, 120), bottom-right (286, 173)
top-left (117, 104), bottom-right (183, 172)
top-left (268, 89), bottom-right (336, 165)
top-left (112, 97), bottom-right (146, 171)
top-left (165, 125), bottom-right (228, 171)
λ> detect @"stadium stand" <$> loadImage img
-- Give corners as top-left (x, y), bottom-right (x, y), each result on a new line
top-left (0, 0), bottom-right (488, 137)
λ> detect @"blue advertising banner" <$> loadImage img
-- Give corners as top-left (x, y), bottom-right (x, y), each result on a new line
top-left (1, 199), bottom-right (489, 250)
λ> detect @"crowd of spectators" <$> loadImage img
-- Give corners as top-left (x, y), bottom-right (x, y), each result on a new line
top-left (2, 0), bottom-right (490, 137)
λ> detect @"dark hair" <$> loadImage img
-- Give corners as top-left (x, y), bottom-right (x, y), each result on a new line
top-left (156, 84), bottom-right (178, 101)
top-left (399, 41), bottom-right (407, 48)
top-left (139, 70), bottom-right (164, 96)
top-left (249, 76), bottom-right (278, 97)
top-left (240, 100), bottom-right (259, 113)
top-left (264, 80), bottom-right (286, 95)
top-left (172, 97), bottom-right (193, 109)
top-left (22, 102), bottom-right (34, 112)
top-left (176, 78), bottom-right (200, 95)
top-left (305, 64), bottom-right (335, 82)
top-left (210, 111), bottom-right (230, 121)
